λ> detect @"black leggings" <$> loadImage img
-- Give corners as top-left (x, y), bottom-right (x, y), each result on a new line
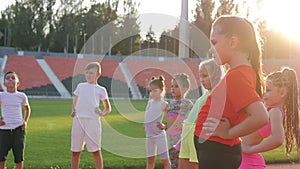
top-left (194, 136), bottom-right (242, 169)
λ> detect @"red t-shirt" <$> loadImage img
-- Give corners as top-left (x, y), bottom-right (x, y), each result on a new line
top-left (194, 65), bottom-right (262, 146)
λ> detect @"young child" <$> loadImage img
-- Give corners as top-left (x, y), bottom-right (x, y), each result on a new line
top-left (238, 67), bottom-right (300, 169)
top-left (0, 71), bottom-right (31, 169)
top-left (177, 59), bottom-right (223, 169)
top-left (71, 62), bottom-right (111, 169)
top-left (158, 73), bottom-right (193, 169)
top-left (194, 15), bottom-right (269, 169)
top-left (144, 76), bottom-right (171, 169)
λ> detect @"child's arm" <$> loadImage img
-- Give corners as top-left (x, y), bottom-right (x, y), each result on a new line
top-left (242, 108), bottom-right (284, 154)
top-left (204, 101), bottom-right (269, 139)
top-left (157, 102), bottom-right (168, 130)
top-left (71, 96), bottom-right (78, 117)
top-left (226, 101), bottom-right (269, 138)
top-left (0, 117), bottom-right (5, 126)
top-left (22, 104), bottom-right (31, 130)
top-left (97, 99), bottom-right (111, 116)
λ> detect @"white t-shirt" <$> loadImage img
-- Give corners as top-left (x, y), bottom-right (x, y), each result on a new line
top-left (0, 91), bottom-right (29, 129)
top-left (74, 82), bottom-right (108, 118)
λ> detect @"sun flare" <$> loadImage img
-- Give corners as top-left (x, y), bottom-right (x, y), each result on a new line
top-left (259, 0), bottom-right (300, 42)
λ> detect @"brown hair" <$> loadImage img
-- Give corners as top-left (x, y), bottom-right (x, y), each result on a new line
top-left (85, 62), bottom-right (101, 73)
top-left (267, 67), bottom-right (300, 155)
top-left (213, 15), bottom-right (264, 98)
top-left (149, 75), bottom-right (165, 92)
top-left (4, 71), bottom-right (19, 81)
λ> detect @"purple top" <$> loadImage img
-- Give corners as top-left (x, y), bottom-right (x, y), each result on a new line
top-left (144, 100), bottom-right (165, 137)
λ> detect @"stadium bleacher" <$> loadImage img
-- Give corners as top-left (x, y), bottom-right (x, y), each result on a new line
top-left (125, 58), bottom-right (201, 98)
top-left (4, 55), bottom-right (60, 96)
top-left (44, 56), bottom-right (128, 97)
top-left (1, 53), bottom-right (299, 99)
top-left (263, 59), bottom-right (300, 82)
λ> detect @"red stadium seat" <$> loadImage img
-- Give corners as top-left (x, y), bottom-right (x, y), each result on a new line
top-left (125, 59), bottom-right (201, 93)
top-left (4, 55), bottom-right (52, 90)
top-left (43, 56), bottom-right (126, 82)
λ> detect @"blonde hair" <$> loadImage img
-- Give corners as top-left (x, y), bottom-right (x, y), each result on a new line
top-left (85, 62), bottom-right (101, 73)
top-left (199, 59), bottom-right (223, 88)
top-left (173, 73), bottom-right (190, 97)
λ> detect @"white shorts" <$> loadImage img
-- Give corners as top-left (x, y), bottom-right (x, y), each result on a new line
top-left (71, 117), bottom-right (102, 152)
top-left (146, 132), bottom-right (169, 160)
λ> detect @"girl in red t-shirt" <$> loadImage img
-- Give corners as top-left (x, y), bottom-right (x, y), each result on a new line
top-left (193, 15), bottom-right (269, 169)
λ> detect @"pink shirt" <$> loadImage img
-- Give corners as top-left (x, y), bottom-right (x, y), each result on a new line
top-left (258, 106), bottom-right (284, 138)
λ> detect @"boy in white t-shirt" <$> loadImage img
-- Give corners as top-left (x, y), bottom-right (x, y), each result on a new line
top-left (0, 71), bottom-right (31, 169)
top-left (71, 62), bottom-right (111, 169)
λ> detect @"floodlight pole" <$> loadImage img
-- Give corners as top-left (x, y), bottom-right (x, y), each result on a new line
top-left (178, 0), bottom-right (189, 58)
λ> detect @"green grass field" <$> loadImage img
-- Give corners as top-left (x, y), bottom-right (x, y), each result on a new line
top-left (3, 99), bottom-right (299, 169)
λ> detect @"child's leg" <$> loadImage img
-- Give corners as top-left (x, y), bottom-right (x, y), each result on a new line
top-left (92, 150), bottom-right (103, 169)
top-left (179, 159), bottom-right (197, 169)
top-left (0, 129), bottom-right (9, 169)
top-left (0, 161), bottom-right (5, 169)
top-left (161, 159), bottom-right (171, 169)
top-left (168, 133), bottom-right (181, 169)
top-left (146, 156), bottom-right (156, 169)
top-left (178, 158), bottom-right (189, 169)
top-left (187, 162), bottom-right (198, 169)
top-left (169, 147), bottom-right (179, 169)
top-left (157, 134), bottom-right (171, 169)
top-left (12, 126), bottom-right (25, 169)
top-left (71, 152), bottom-right (81, 169)
top-left (15, 161), bottom-right (23, 169)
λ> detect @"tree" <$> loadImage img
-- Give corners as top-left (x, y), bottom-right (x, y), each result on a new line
top-left (193, 0), bottom-right (239, 37)
top-left (111, 0), bottom-right (141, 55)
top-left (193, 0), bottom-right (215, 38)
top-left (0, 0), bottom-right (56, 51)
top-left (0, 13), bottom-right (11, 46)
top-left (141, 25), bottom-right (159, 55)
top-left (9, 1), bottom-right (36, 50)
top-left (158, 27), bottom-right (179, 57)
top-left (0, 0), bottom-right (140, 53)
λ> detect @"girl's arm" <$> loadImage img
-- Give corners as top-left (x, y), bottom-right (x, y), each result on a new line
top-left (205, 101), bottom-right (269, 139)
top-left (227, 101), bottom-right (269, 139)
top-left (22, 104), bottom-right (31, 130)
top-left (157, 102), bottom-right (168, 130)
top-left (71, 96), bottom-right (78, 117)
top-left (243, 108), bottom-right (284, 154)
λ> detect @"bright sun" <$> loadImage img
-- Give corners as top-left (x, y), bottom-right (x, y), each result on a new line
top-left (259, 0), bottom-right (300, 42)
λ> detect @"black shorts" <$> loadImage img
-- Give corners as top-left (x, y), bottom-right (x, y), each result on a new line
top-left (194, 136), bottom-right (242, 169)
top-left (0, 126), bottom-right (25, 163)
